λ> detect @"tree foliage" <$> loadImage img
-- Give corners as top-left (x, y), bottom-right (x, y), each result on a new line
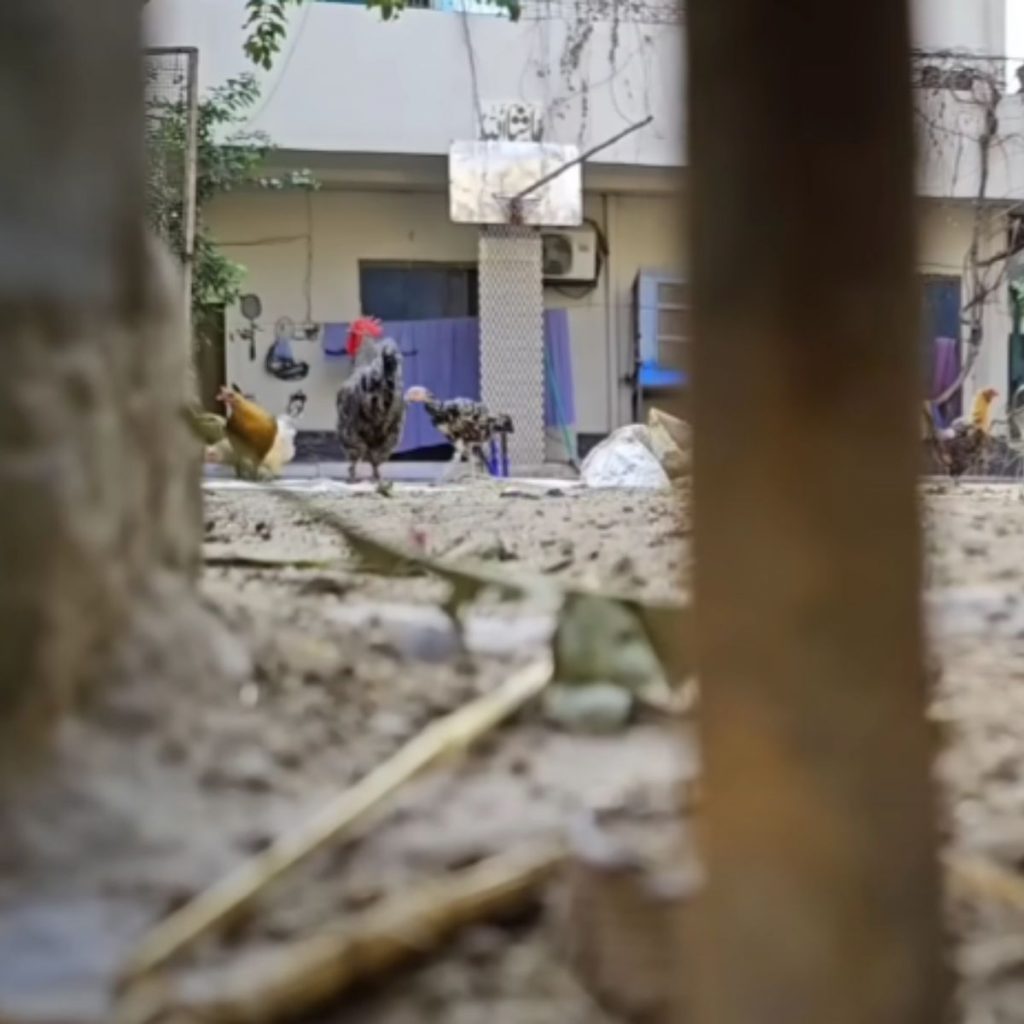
top-left (242, 0), bottom-right (521, 70)
top-left (145, 72), bottom-right (315, 334)
top-left (146, 0), bottom-right (520, 333)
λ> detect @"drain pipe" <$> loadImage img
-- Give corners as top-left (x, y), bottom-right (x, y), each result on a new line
top-left (602, 192), bottom-right (618, 432)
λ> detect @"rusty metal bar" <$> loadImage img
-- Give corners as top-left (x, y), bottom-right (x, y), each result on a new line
top-left (683, 0), bottom-right (949, 1021)
top-left (510, 114), bottom-right (654, 203)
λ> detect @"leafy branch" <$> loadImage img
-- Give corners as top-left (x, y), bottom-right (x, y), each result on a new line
top-left (243, 0), bottom-right (521, 71)
top-left (145, 71), bottom-right (317, 337)
top-left (243, 0), bottom-right (294, 70)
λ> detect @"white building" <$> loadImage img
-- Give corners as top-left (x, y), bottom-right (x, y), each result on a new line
top-left (147, 0), bottom-right (1024, 450)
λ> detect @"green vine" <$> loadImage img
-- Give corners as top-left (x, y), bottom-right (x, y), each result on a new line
top-left (145, 72), bottom-right (316, 337)
top-left (147, 0), bottom-right (524, 337)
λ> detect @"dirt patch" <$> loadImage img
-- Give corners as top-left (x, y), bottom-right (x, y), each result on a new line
top-left (2, 480), bottom-right (1024, 1022)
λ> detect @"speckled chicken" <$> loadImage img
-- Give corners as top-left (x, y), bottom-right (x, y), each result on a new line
top-left (336, 317), bottom-right (405, 490)
top-left (405, 386), bottom-right (514, 473)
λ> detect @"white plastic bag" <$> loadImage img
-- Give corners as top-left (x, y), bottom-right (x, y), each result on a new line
top-left (580, 426), bottom-right (670, 489)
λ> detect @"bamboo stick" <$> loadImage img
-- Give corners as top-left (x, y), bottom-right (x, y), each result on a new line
top-left (947, 851), bottom-right (1024, 912)
top-left (158, 841), bottom-right (564, 1024)
top-left (120, 656), bottom-right (553, 983)
top-left (202, 555), bottom-right (344, 571)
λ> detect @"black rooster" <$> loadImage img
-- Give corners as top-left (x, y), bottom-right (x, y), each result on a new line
top-left (336, 317), bottom-right (405, 490)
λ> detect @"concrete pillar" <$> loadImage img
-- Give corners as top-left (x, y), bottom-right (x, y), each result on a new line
top-left (478, 226), bottom-right (546, 467)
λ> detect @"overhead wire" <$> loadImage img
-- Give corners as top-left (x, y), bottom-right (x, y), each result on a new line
top-left (458, 0), bottom-right (487, 137)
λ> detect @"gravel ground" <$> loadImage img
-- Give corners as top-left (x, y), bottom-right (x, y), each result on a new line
top-left (2, 479), bottom-right (1024, 1022)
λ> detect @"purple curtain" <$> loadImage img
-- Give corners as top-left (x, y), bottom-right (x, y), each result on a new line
top-left (931, 335), bottom-right (962, 425)
top-left (398, 319), bottom-right (481, 452)
top-left (323, 312), bottom-right (576, 453)
top-left (544, 309), bottom-right (576, 428)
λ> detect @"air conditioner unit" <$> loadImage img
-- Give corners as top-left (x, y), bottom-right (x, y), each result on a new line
top-left (541, 226), bottom-right (599, 284)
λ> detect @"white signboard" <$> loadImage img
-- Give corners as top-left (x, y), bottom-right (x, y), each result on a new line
top-left (448, 140), bottom-right (583, 227)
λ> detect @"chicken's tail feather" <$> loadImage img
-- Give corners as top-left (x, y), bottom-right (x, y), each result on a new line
top-left (261, 416), bottom-right (298, 476)
top-left (491, 413), bottom-right (514, 435)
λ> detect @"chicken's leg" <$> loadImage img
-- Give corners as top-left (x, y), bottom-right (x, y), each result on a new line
top-left (472, 444), bottom-right (490, 476)
top-left (439, 442), bottom-right (465, 483)
top-left (236, 458), bottom-right (260, 482)
top-left (371, 461), bottom-right (393, 496)
top-left (347, 460), bottom-right (358, 484)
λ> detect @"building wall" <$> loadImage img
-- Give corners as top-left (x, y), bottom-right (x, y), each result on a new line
top-left (146, 0), bottom-right (1024, 200)
top-left (210, 190), bottom-right (1011, 440)
top-left (911, 0), bottom-right (1006, 53)
top-left (146, 0), bottom-right (683, 168)
top-left (209, 187), bottom-right (685, 436)
top-left (213, 189), bottom-right (474, 434)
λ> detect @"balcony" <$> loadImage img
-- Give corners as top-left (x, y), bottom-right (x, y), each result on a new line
top-left (146, 0), bottom-right (1024, 200)
top-left (145, 0), bottom-right (683, 167)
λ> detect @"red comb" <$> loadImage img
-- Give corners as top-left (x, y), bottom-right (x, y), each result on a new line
top-left (345, 316), bottom-right (384, 357)
top-left (356, 316), bottom-right (384, 336)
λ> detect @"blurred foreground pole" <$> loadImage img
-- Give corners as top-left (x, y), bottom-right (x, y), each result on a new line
top-left (0, 1), bottom-right (201, 772)
top-left (685, 1), bottom-right (949, 1022)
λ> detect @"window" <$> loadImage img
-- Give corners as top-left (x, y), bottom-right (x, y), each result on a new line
top-left (359, 263), bottom-right (478, 321)
top-left (654, 280), bottom-right (690, 371)
top-left (634, 270), bottom-right (690, 378)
